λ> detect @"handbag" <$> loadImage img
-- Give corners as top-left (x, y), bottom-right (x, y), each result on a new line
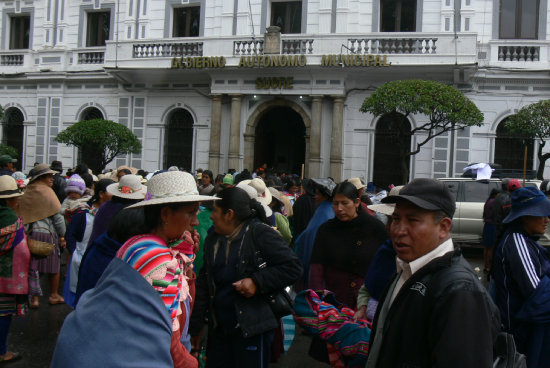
top-left (250, 223), bottom-right (294, 319)
top-left (27, 225), bottom-right (56, 257)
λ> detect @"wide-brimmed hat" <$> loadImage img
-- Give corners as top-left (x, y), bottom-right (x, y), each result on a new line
top-left (503, 187), bottom-right (550, 223)
top-left (368, 185), bottom-right (404, 216)
top-left (348, 177), bottom-right (366, 190)
top-left (28, 163), bottom-right (57, 183)
top-left (248, 178), bottom-right (272, 207)
top-left (126, 171), bottom-right (218, 209)
top-left (311, 178), bottom-right (336, 198)
top-left (268, 187), bottom-right (282, 203)
top-left (50, 160), bottom-right (63, 173)
top-left (238, 184), bottom-right (273, 217)
top-left (106, 174), bottom-right (147, 200)
top-left (382, 178), bottom-right (456, 219)
top-left (0, 176), bottom-right (23, 199)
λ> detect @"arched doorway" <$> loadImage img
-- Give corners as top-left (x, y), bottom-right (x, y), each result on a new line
top-left (254, 106), bottom-right (305, 174)
top-left (373, 113), bottom-right (411, 189)
top-left (79, 107), bottom-right (105, 171)
top-left (494, 117), bottom-right (534, 172)
top-left (2, 107), bottom-right (24, 165)
top-left (164, 108), bottom-right (194, 170)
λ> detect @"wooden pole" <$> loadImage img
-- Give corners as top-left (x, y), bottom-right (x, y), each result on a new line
top-left (301, 163), bottom-right (305, 180)
top-left (523, 145), bottom-right (527, 187)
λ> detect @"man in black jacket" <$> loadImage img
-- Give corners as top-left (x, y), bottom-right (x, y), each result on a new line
top-left (366, 178), bottom-right (500, 368)
top-left (51, 160), bottom-right (66, 203)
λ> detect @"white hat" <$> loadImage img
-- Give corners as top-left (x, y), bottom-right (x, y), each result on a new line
top-left (126, 171), bottom-right (218, 209)
top-left (367, 185), bottom-right (404, 216)
top-left (0, 176), bottom-right (23, 199)
top-left (238, 184), bottom-right (273, 217)
top-left (248, 178), bottom-right (272, 207)
top-left (106, 174), bottom-right (147, 200)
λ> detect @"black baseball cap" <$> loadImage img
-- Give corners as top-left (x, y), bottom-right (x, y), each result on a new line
top-left (381, 178), bottom-right (456, 219)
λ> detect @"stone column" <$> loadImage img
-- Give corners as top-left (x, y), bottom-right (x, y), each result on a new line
top-left (308, 95), bottom-right (323, 178)
top-left (208, 94), bottom-right (222, 174)
top-left (228, 94), bottom-right (243, 171)
top-left (330, 95), bottom-right (345, 182)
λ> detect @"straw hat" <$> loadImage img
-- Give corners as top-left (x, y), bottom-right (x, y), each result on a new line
top-left (28, 163), bottom-right (57, 183)
top-left (367, 185), bottom-right (404, 216)
top-left (126, 171), bottom-right (218, 209)
top-left (0, 176), bottom-right (23, 199)
top-left (106, 174), bottom-right (147, 200)
top-left (348, 177), bottom-right (366, 190)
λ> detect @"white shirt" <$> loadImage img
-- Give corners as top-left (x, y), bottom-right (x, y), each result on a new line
top-left (389, 238), bottom-right (454, 305)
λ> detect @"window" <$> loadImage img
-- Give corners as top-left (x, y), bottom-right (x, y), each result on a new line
top-left (499, 0), bottom-right (539, 39)
top-left (9, 15), bottom-right (30, 49)
top-left (86, 11), bottom-right (110, 47)
top-left (380, 0), bottom-right (417, 32)
top-left (173, 6), bottom-right (200, 37)
top-left (271, 1), bottom-right (302, 34)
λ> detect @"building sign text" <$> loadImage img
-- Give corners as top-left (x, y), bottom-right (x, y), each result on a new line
top-left (256, 77), bottom-right (294, 90)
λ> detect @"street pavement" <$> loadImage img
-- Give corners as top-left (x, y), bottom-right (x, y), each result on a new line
top-left (5, 247), bottom-right (485, 368)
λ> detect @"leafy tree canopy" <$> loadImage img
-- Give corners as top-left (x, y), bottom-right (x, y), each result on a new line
top-left (360, 79), bottom-right (484, 156)
top-left (0, 144), bottom-right (18, 158)
top-left (506, 99), bottom-right (550, 179)
top-left (55, 119), bottom-right (141, 172)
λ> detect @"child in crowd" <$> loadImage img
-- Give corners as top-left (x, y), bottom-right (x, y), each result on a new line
top-left (60, 174), bottom-right (91, 223)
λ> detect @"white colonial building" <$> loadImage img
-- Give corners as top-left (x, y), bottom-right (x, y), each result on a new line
top-left (1, 0), bottom-right (549, 187)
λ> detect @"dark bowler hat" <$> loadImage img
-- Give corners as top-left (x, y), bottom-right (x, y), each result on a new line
top-left (503, 187), bottom-right (550, 224)
top-left (50, 160), bottom-right (63, 173)
top-left (382, 178), bottom-right (456, 219)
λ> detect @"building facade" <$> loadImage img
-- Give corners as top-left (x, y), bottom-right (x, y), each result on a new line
top-left (1, 0), bottom-right (549, 186)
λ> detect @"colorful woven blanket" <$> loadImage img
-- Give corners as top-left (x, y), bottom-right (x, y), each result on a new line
top-left (294, 289), bottom-right (372, 368)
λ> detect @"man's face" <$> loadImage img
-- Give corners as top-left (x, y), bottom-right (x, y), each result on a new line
top-left (390, 201), bottom-right (451, 263)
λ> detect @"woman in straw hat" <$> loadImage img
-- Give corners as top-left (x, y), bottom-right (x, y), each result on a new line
top-left (0, 176), bottom-right (28, 364)
top-left (52, 171), bottom-right (217, 368)
top-left (17, 164), bottom-right (66, 308)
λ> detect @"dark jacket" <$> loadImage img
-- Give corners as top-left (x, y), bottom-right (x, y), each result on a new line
top-left (189, 219), bottom-right (302, 338)
top-left (368, 248), bottom-right (500, 368)
top-left (493, 227), bottom-right (550, 367)
top-left (52, 173), bottom-right (66, 203)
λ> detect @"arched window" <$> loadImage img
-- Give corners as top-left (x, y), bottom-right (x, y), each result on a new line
top-left (78, 107), bottom-right (105, 170)
top-left (494, 117), bottom-right (534, 171)
top-left (2, 107), bottom-right (24, 165)
top-left (373, 113), bottom-right (411, 189)
top-left (164, 108), bottom-right (194, 170)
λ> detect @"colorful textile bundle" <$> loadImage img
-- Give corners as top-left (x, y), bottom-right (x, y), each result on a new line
top-left (117, 234), bottom-right (183, 330)
top-left (294, 289), bottom-right (372, 368)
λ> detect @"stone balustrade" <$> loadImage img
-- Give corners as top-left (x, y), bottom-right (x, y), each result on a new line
top-left (234, 39), bottom-right (264, 55)
top-left (77, 51), bottom-right (104, 64)
top-left (347, 38), bottom-right (438, 54)
top-left (133, 42), bottom-right (203, 58)
top-left (1, 54), bottom-right (24, 66)
top-left (498, 46), bottom-right (540, 61)
top-left (282, 39), bottom-right (314, 54)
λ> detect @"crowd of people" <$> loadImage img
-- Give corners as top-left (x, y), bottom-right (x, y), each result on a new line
top-left (0, 153), bottom-right (549, 367)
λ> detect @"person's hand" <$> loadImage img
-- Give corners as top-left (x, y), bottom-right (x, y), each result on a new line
top-left (192, 229), bottom-right (200, 254)
top-left (353, 305), bottom-right (367, 321)
top-left (59, 237), bottom-right (66, 248)
top-left (190, 336), bottom-right (201, 358)
top-left (232, 278), bottom-right (257, 298)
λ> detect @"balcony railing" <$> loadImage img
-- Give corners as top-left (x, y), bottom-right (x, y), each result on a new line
top-left (133, 42), bottom-right (203, 58)
top-left (1, 54), bottom-right (24, 66)
top-left (348, 37), bottom-right (438, 54)
top-left (78, 51), bottom-right (104, 64)
top-left (498, 46), bottom-right (540, 61)
top-left (282, 39), bottom-right (314, 54)
top-left (234, 40), bottom-right (264, 55)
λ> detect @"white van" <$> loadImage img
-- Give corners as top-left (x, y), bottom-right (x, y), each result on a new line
top-left (437, 178), bottom-right (549, 246)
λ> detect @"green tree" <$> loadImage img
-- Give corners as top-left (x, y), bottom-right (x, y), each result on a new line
top-left (55, 119), bottom-right (142, 173)
top-left (0, 144), bottom-right (18, 158)
top-left (360, 79), bottom-right (484, 183)
top-left (506, 99), bottom-right (550, 180)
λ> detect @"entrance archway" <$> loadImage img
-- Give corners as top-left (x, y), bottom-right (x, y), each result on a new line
top-left (2, 107), bottom-right (24, 165)
top-left (164, 108), bottom-right (194, 170)
top-left (253, 106), bottom-right (306, 174)
top-left (494, 117), bottom-right (534, 171)
top-left (373, 113), bottom-right (411, 189)
top-left (78, 107), bottom-right (105, 171)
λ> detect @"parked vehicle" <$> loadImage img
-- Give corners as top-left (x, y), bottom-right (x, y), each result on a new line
top-left (437, 178), bottom-right (549, 246)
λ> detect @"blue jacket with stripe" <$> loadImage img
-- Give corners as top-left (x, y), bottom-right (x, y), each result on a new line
top-left (493, 226), bottom-right (550, 367)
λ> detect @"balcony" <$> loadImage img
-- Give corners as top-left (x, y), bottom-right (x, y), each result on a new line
top-left (0, 50), bottom-right (27, 67)
top-left (104, 32), bottom-right (478, 69)
top-left (479, 40), bottom-right (549, 68)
